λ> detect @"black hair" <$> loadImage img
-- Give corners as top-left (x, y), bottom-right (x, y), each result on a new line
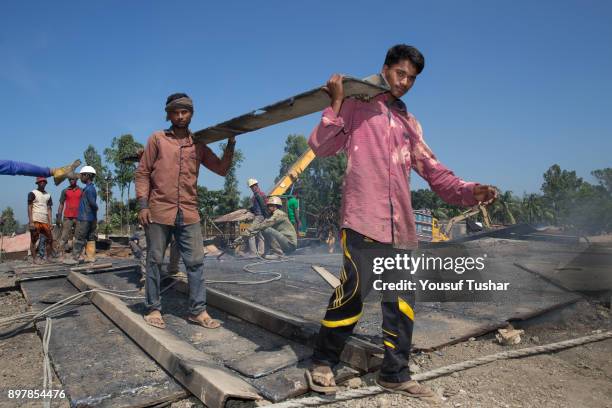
top-left (384, 44), bottom-right (425, 74)
top-left (166, 92), bottom-right (190, 105)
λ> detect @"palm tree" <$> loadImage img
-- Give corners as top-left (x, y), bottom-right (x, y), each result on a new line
top-left (521, 193), bottom-right (554, 225)
top-left (488, 190), bottom-right (518, 225)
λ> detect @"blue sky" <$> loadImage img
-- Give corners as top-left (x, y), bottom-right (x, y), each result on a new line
top-left (1, 1), bottom-right (611, 223)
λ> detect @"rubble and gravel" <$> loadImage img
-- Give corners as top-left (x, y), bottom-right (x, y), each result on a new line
top-left (0, 265), bottom-right (609, 408)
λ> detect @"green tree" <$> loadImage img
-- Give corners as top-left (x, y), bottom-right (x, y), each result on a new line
top-left (410, 189), bottom-right (462, 220)
top-left (240, 196), bottom-right (252, 209)
top-left (275, 134), bottom-right (347, 231)
top-left (275, 134), bottom-right (310, 183)
top-left (84, 145), bottom-right (115, 233)
top-left (197, 186), bottom-right (223, 220)
top-left (567, 182), bottom-right (612, 235)
top-left (519, 193), bottom-right (554, 225)
top-left (541, 164), bottom-right (583, 224)
top-left (591, 168), bottom-right (612, 195)
top-left (104, 134), bottom-right (143, 234)
top-left (488, 190), bottom-right (520, 225)
top-left (84, 144), bottom-right (114, 202)
top-left (216, 143), bottom-right (244, 216)
top-left (0, 207), bottom-right (19, 235)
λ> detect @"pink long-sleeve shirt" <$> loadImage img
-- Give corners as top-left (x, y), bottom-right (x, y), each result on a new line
top-left (308, 92), bottom-right (478, 249)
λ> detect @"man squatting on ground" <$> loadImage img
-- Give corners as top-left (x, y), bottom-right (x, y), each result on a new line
top-left (135, 93), bottom-right (236, 330)
top-left (56, 174), bottom-right (82, 258)
top-left (238, 196), bottom-right (297, 259)
top-left (0, 159), bottom-right (81, 185)
top-left (305, 44), bottom-right (497, 397)
top-left (28, 177), bottom-right (54, 263)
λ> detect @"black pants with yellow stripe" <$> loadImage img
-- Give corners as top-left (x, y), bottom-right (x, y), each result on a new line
top-left (313, 228), bottom-right (415, 383)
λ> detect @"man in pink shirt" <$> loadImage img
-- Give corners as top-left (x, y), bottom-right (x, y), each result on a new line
top-left (306, 45), bottom-right (497, 397)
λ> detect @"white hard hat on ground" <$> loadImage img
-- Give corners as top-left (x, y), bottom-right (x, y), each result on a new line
top-left (79, 165), bottom-right (97, 175)
top-left (268, 196), bottom-right (282, 206)
top-left (247, 178), bottom-right (258, 187)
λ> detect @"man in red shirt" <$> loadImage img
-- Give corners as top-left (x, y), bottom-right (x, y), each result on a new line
top-left (56, 174), bottom-right (82, 257)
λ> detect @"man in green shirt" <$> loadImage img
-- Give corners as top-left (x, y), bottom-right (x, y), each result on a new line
top-left (286, 191), bottom-right (300, 233)
top-left (240, 196), bottom-right (297, 260)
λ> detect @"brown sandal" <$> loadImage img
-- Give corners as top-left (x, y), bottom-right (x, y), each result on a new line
top-left (187, 313), bottom-right (221, 329)
top-left (376, 379), bottom-right (435, 398)
top-left (144, 311), bottom-right (166, 329)
top-left (305, 364), bottom-right (337, 394)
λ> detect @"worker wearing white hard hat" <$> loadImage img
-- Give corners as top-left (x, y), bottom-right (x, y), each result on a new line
top-left (79, 165), bottom-right (97, 175)
top-left (237, 195), bottom-right (297, 260)
top-left (64, 165), bottom-right (99, 265)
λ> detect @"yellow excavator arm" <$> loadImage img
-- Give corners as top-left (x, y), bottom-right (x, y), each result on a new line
top-left (268, 148), bottom-right (316, 196)
top-left (433, 204), bottom-right (493, 241)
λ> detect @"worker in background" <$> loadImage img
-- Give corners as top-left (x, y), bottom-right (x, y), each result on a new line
top-left (27, 177), bottom-right (54, 264)
top-left (135, 92), bottom-right (235, 330)
top-left (1, 159), bottom-right (81, 185)
top-left (305, 44), bottom-right (497, 397)
top-left (56, 174), bottom-right (82, 258)
top-left (64, 166), bottom-right (98, 264)
top-left (246, 178), bottom-right (269, 256)
top-left (237, 196), bottom-right (297, 260)
top-left (286, 189), bottom-right (300, 233)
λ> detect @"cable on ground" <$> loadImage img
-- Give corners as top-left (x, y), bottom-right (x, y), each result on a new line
top-left (266, 330), bottom-right (612, 408)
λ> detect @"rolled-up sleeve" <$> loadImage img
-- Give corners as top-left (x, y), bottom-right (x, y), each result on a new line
top-left (410, 119), bottom-right (478, 207)
top-left (308, 99), bottom-right (355, 157)
top-left (248, 212), bottom-right (279, 234)
top-left (135, 134), bottom-right (158, 209)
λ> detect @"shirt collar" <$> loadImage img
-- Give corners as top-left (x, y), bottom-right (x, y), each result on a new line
top-left (374, 74), bottom-right (408, 113)
top-left (389, 96), bottom-right (407, 113)
top-left (164, 126), bottom-right (193, 138)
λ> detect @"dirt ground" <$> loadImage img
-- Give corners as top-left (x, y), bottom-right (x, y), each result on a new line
top-left (173, 300), bottom-right (612, 408)
top-left (322, 300), bottom-right (612, 408)
top-left (0, 286), bottom-right (610, 408)
top-left (0, 290), bottom-right (69, 408)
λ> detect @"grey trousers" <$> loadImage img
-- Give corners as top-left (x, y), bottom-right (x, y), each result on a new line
top-left (73, 220), bottom-right (97, 258)
top-left (144, 213), bottom-right (206, 315)
top-left (248, 215), bottom-right (265, 255)
top-left (262, 227), bottom-right (296, 255)
top-left (59, 218), bottom-right (77, 251)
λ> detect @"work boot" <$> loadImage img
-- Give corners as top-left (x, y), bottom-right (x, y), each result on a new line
top-left (376, 379), bottom-right (435, 398)
top-left (84, 241), bottom-right (96, 263)
top-left (51, 159), bottom-right (81, 185)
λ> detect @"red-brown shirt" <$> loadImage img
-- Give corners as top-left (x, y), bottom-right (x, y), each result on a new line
top-left (135, 128), bottom-right (234, 226)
